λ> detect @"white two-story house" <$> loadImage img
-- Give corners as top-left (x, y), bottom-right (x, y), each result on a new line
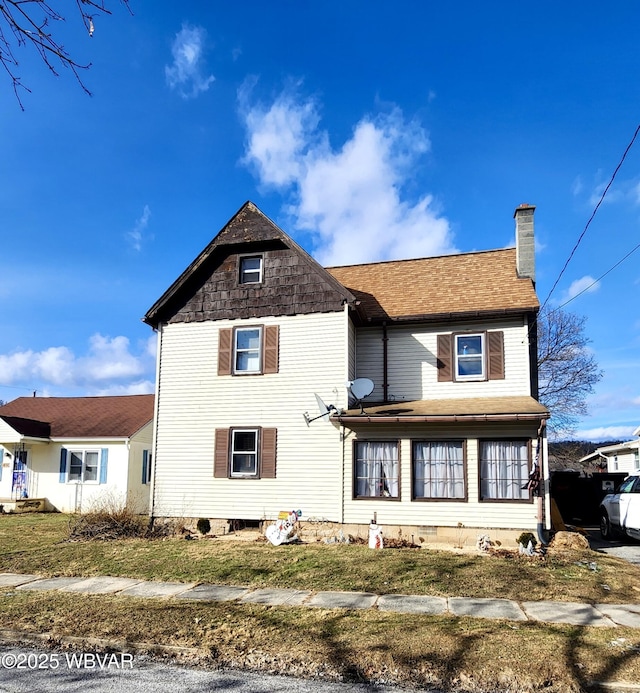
top-left (144, 202), bottom-right (549, 544)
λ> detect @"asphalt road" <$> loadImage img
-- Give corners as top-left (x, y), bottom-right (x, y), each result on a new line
top-left (0, 646), bottom-right (432, 693)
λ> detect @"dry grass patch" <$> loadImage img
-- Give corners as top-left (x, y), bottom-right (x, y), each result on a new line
top-left (1, 591), bottom-right (639, 692)
top-left (1, 514), bottom-right (639, 604)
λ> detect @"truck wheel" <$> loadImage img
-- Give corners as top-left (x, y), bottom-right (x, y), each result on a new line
top-left (600, 511), bottom-right (614, 540)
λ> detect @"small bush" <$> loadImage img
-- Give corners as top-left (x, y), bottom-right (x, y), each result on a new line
top-left (196, 518), bottom-right (211, 535)
top-left (66, 492), bottom-right (167, 541)
top-left (516, 531), bottom-right (537, 548)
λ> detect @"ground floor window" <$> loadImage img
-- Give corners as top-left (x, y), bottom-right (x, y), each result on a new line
top-left (480, 440), bottom-right (530, 501)
top-left (68, 450), bottom-right (99, 483)
top-left (231, 429), bottom-right (259, 476)
top-left (354, 441), bottom-right (399, 498)
top-left (413, 441), bottom-right (465, 499)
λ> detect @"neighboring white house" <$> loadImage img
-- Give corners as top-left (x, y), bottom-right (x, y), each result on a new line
top-left (143, 201), bottom-right (550, 544)
top-left (0, 395), bottom-right (154, 513)
top-left (579, 427), bottom-right (640, 475)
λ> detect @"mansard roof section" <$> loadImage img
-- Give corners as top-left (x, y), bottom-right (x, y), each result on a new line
top-left (144, 201), bottom-right (356, 327)
top-left (326, 248), bottom-right (539, 323)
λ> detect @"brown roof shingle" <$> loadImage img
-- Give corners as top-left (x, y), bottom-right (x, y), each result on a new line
top-left (326, 248), bottom-right (539, 322)
top-left (0, 395), bottom-right (154, 439)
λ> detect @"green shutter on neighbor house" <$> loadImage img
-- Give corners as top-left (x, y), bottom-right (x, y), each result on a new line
top-left (99, 449), bottom-right (108, 484)
top-left (59, 448), bottom-right (68, 483)
top-left (142, 450), bottom-right (149, 484)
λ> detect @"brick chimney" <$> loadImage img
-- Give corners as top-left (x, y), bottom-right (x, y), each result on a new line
top-left (514, 203), bottom-right (535, 283)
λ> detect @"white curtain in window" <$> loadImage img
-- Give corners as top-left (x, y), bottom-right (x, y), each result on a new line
top-left (414, 441), bottom-right (464, 498)
top-left (481, 440), bottom-right (528, 500)
top-left (356, 442), bottom-right (398, 497)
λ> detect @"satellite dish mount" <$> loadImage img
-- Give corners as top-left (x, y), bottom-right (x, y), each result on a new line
top-left (304, 393), bottom-right (338, 426)
top-left (347, 378), bottom-right (374, 414)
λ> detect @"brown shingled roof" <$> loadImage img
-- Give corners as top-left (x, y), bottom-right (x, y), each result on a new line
top-left (326, 248), bottom-right (538, 322)
top-left (336, 396), bottom-right (549, 423)
top-left (0, 395), bottom-right (154, 439)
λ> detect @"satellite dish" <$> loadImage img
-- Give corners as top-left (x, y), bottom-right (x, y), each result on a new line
top-left (349, 378), bottom-right (374, 400)
top-left (303, 393), bottom-right (338, 426)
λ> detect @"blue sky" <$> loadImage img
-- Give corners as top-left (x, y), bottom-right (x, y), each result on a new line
top-left (1, 1), bottom-right (639, 441)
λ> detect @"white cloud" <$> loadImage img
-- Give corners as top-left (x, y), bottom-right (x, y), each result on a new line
top-left (573, 425), bottom-right (638, 442)
top-left (90, 380), bottom-right (155, 397)
top-left (80, 335), bottom-right (146, 381)
top-left (127, 205), bottom-right (151, 252)
top-left (165, 24), bottom-right (214, 99)
top-left (559, 275), bottom-right (600, 304)
top-left (239, 87), bottom-right (456, 265)
top-left (0, 334), bottom-right (154, 394)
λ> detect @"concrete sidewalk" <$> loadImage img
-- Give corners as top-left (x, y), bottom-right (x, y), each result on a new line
top-left (2, 572), bottom-right (640, 628)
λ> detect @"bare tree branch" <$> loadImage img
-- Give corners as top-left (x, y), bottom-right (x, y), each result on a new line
top-left (0, 0), bottom-right (130, 109)
top-left (537, 306), bottom-right (603, 436)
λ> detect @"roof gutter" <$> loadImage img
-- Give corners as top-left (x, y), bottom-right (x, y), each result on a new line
top-left (334, 412), bottom-right (550, 425)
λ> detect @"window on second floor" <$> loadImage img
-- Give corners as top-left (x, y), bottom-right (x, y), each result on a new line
top-left (455, 334), bottom-right (485, 380)
top-left (437, 331), bottom-right (504, 383)
top-left (218, 325), bottom-right (279, 376)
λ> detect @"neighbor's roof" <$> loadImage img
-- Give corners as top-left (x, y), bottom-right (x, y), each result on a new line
top-left (0, 395), bottom-right (154, 439)
top-left (326, 249), bottom-right (539, 322)
top-left (335, 396), bottom-right (549, 424)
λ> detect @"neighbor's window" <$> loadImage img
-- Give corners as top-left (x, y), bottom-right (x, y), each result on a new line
top-left (68, 450), bottom-right (99, 483)
top-left (231, 430), bottom-right (259, 476)
top-left (634, 450), bottom-right (639, 471)
top-left (455, 333), bottom-right (485, 380)
top-left (480, 440), bottom-right (530, 501)
top-left (354, 441), bottom-right (399, 499)
top-left (234, 327), bottom-right (262, 373)
top-left (239, 256), bottom-right (263, 284)
top-left (413, 441), bottom-right (465, 500)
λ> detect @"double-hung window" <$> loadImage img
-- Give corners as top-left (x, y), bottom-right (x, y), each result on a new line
top-left (239, 256), bottom-right (263, 284)
top-left (235, 327), bottom-right (262, 373)
top-left (455, 334), bottom-right (485, 380)
top-left (354, 441), bottom-right (399, 499)
top-left (479, 440), bottom-right (530, 501)
top-left (68, 450), bottom-right (99, 483)
top-left (231, 429), bottom-right (259, 477)
top-left (413, 441), bottom-right (465, 500)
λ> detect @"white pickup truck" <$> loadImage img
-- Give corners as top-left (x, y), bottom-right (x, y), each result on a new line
top-left (600, 475), bottom-right (640, 541)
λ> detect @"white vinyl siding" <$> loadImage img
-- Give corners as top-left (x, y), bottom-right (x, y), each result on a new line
top-left (153, 311), bottom-right (349, 520)
top-left (355, 318), bottom-right (532, 402)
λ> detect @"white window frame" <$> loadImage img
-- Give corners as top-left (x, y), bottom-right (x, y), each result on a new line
top-left (143, 450), bottom-right (153, 485)
top-left (239, 255), bottom-right (263, 285)
top-left (230, 429), bottom-right (259, 477)
top-left (234, 326), bottom-right (262, 374)
top-left (454, 333), bottom-right (485, 381)
top-left (633, 449), bottom-right (639, 472)
top-left (67, 449), bottom-right (100, 484)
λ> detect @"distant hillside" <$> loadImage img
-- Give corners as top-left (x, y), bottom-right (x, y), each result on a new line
top-left (548, 440), bottom-right (625, 473)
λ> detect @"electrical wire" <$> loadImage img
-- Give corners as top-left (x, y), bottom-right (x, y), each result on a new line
top-left (554, 240), bottom-right (640, 311)
top-left (539, 122), bottom-right (640, 314)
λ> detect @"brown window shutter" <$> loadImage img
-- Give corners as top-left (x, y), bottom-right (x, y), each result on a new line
top-left (214, 429), bottom-right (230, 477)
top-left (487, 331), bottom-right (505, 380)
top-left (263, 325), bottom-right (279, 374)
top-left (260, 428), bottom-right (277, 478)
top-left (437, 334), bottom-right (453, 382)
top-left (218, 328), bottom-right (233, 376)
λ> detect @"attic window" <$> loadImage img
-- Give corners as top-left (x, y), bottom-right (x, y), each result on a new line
top-left (239, 256), bottom-right (263, 284)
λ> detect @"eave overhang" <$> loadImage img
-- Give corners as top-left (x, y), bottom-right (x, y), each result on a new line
top-left (334, 396), bottom-right (550, 426)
